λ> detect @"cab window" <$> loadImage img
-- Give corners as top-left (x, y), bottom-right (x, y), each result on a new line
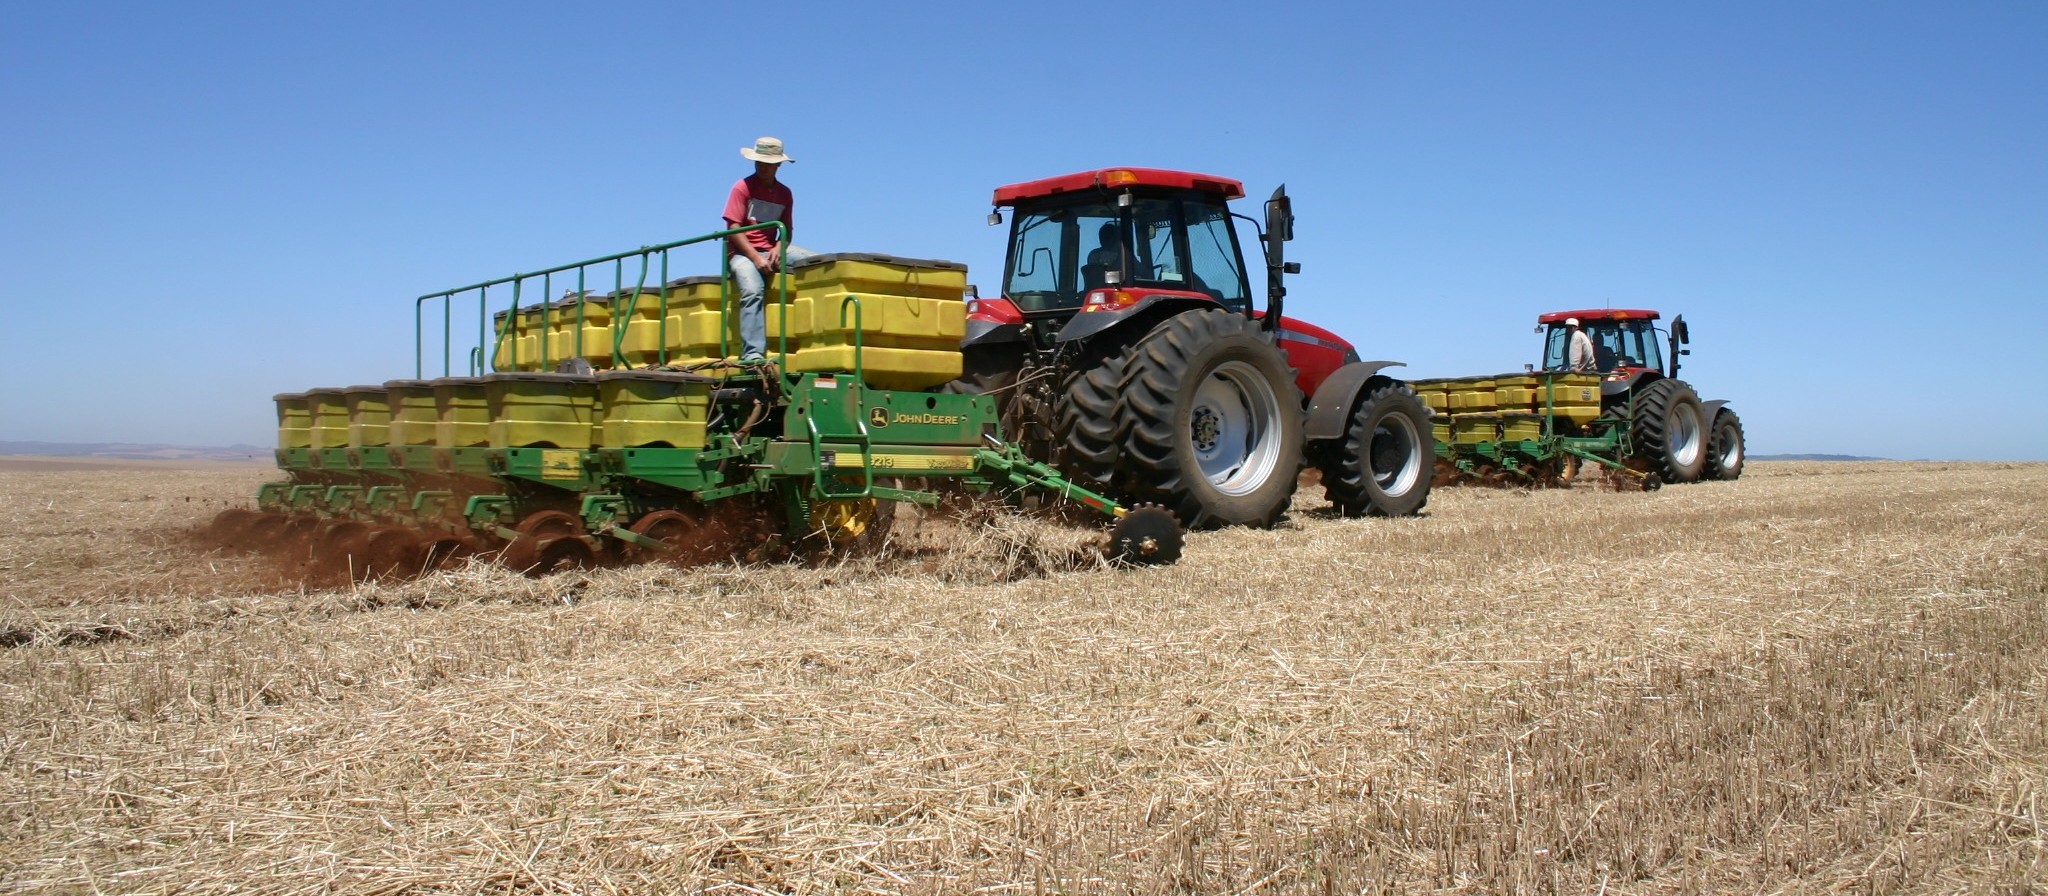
top-left (1542, 327), bottom-right (1570, 370)
top-left (1129, 198), bottom-right (1184, 286)
top-left (1544, 319), bottom-right (1665, 372)
top-left (1004, 202), bottom-right (1117, 312)
top-left (1605, 320), bottom-right (1663, 371)
top-left (1003, 193), bottom-right (1251, 312)
top-left (1183, 201), bottom-right (1250, 309)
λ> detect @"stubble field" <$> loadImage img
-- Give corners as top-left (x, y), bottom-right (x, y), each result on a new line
top-left (2, 459), bottom-right (2044, 894)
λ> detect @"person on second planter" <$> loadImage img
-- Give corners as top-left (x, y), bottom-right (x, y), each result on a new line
top-left (722, 136), bottom-right (816, 362)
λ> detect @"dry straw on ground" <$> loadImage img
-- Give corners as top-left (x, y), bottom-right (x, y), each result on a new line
top-left (2, 460), bottom-right (2044, 893)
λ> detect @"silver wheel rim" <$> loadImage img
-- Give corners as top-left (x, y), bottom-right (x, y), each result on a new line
top-left (1718, 424), bottom-right (1742, 472)
top-left (1370, 412), bottom-right (1424, 496)
top-left (1189, 360), bottom-right (1284, 496)
top-left (1670, 404), bottom-right (1703, 467)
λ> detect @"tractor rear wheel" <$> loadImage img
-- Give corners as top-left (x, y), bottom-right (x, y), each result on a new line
top-left (1053, 346), bottom-right (1134, 488)
top-left (1106, 309), bottom-right (1304, 529)
top-left (941, 346), bottom-right (1021, 399)
top-left (1630, 378), bottom-right (1707, 483)
top-left (1317, 380), bottom-right (1433, 517)
top-left (946, 345), bottom-right (1052, 473)
top-left (1705, 408), bottom-right (1745, 481)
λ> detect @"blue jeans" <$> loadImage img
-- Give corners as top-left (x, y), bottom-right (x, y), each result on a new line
top-left (729, 244), bottom-right (816, 359)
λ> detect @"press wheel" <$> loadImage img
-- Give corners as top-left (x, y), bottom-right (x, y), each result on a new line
top-left (627, 509), bottom-right (700, 562)
top-left (499, 510), bottom-right (588, 574)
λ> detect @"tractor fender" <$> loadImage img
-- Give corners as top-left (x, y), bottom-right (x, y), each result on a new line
top-left (1054, 294), bottom-right (1216, 344)
top-left (1602, 370), bottom-right (1653, 397)
top-left (1700, 399), bottom-right (1729, 422)
top-left (1304, 361), bottom-right (1407, 441)
top-left (963, 318), bottom-right (1026, 347)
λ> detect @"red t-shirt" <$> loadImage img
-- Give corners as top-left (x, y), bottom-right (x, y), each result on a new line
top-left (723, 175), bottom-right (794, 253)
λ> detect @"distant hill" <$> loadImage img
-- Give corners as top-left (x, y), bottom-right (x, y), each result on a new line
top-left (0, 441), bottom-right (269, 462)
top-left (1751, 453), bottom-right (1889, 462)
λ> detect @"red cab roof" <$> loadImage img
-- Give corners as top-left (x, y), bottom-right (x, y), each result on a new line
top-left (1537, 308), bottom-right (1662, 325)
top-left (992, 168), bottom-right (1245, 206)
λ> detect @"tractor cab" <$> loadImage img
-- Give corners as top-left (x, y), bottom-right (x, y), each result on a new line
top-left (983, 168), bottom-right (1259, 344)
top-left (1537, 309), bottom-right (1688, 379)
top-left (968, 167), bottom-right (1354, 402)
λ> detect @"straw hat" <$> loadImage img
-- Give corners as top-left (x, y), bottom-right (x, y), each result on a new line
top-left (741, 136), bottom-right (794, 164)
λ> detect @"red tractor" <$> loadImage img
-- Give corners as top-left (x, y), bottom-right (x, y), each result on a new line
top-left (951, 168), bottom-right (1433, 528)
top-left (1536, 308), bottom-right (1745, 482)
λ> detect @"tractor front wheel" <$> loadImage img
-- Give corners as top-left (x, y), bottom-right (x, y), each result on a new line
top-left (1705, 408), bottom-right (1745, 481)
top-left (1317, 379), bottom-right (1434, 517)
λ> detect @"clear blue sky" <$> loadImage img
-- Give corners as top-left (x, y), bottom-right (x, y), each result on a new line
top-left (4, 2), bottom-right (2043, 459)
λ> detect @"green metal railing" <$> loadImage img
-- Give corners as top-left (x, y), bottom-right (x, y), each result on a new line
top-left (805, 294), bottom-right (873, 500)
top-left (837, 294), bottom-right (865, 386)
top-left (412, 222), bottom-right (794, 378)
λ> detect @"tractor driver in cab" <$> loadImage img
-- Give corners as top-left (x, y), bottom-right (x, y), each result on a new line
top-left (1083, 222), bottom-right (1140, 290)
top-left (1565, 317), bottom-right (1597, 372)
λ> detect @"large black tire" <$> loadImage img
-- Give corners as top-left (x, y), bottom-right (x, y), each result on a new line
top-left (1052, 347), bottom-right (1133, 487)
top-left (1630, 378), bottom-right (1707, 484)
top-left (1104, 309), bottom-right (1304, 529)
top-left (1317, 380), bottom-right (1433, 517)
top-left (944, 345), bottom-right (1051, 489)
top-left (1704, 408), bottom-right (1745, 481)
top-left (940, 346), bottom-right (1020, 398)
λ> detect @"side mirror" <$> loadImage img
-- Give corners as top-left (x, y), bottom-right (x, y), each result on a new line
top-left (1673, 315), bottom-right (1689, 344)
top-left (986, 209), bottom-right (1002, 226)
top-left (1265, 185), bottom-right (1294, 242)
